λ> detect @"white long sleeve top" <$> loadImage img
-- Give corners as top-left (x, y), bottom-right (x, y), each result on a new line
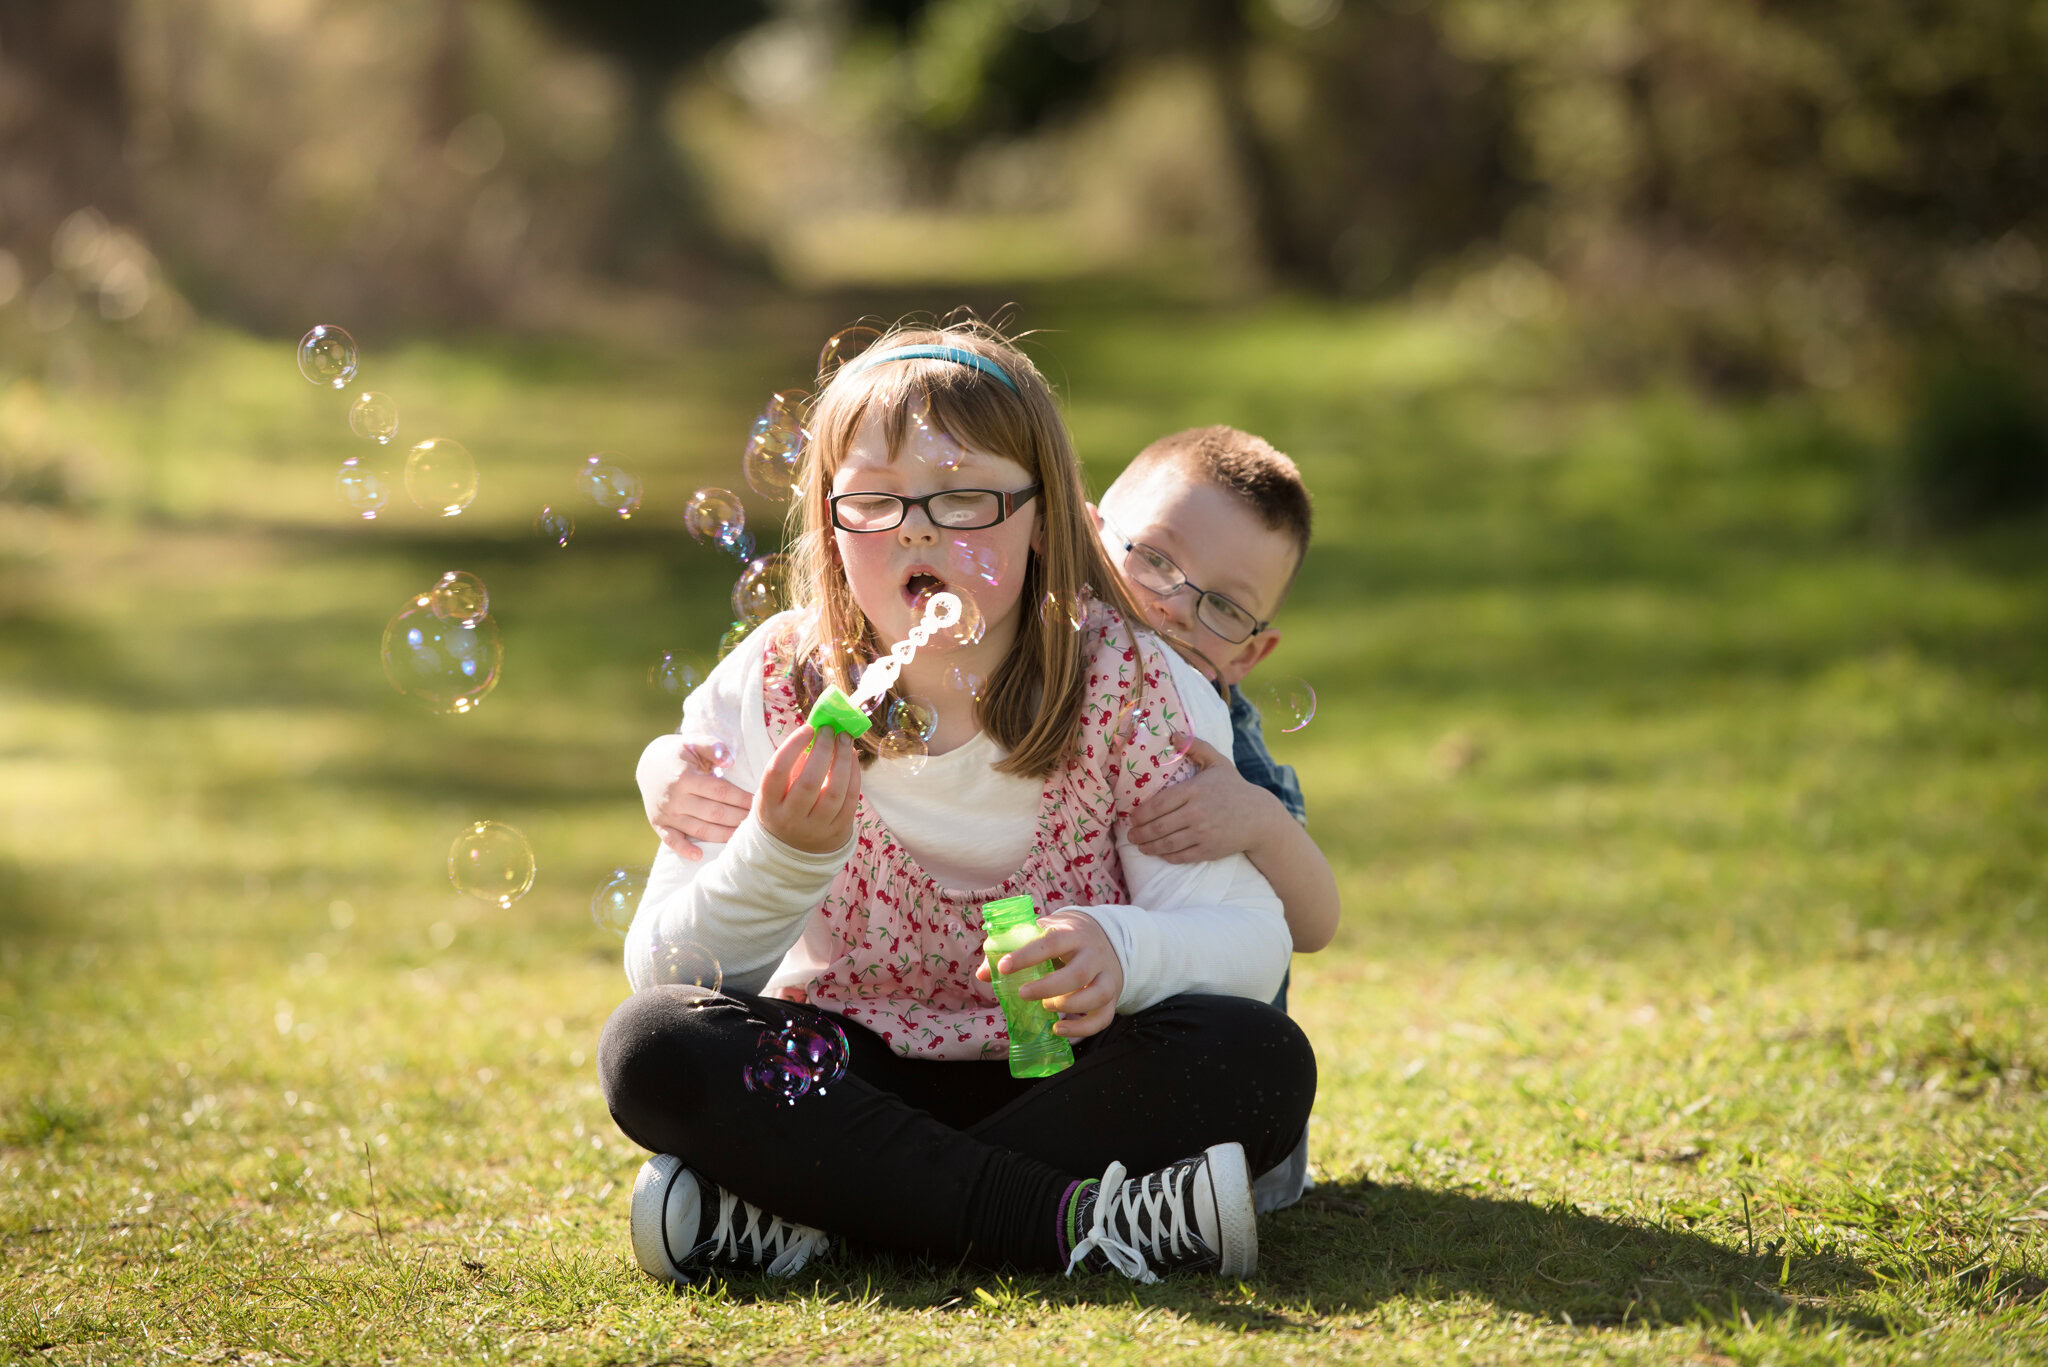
top-left (625, 615), bottom-right (1290, 1014)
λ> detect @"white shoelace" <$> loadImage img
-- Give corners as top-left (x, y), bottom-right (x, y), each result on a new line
top-left (1063, 1159), bottom-right (1202, 1285)
top-left (706, 1187), bottom-right (830, 1276)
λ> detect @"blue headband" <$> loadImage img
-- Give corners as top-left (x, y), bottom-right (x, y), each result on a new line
top-left (837, 344), bottom-right (1020, 393)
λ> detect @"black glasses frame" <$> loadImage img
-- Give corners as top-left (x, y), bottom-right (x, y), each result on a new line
top-left (829, 484), bottom-right (1041, 533)
top-left (1106, 522), bottom-right (1271, 644)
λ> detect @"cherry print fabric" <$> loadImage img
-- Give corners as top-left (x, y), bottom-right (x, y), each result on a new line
top-left (759, 604), bottom-right (1196, 1059)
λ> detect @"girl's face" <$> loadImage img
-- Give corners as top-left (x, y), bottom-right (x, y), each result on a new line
top-left (830, 406), bottom-right (1040, 661)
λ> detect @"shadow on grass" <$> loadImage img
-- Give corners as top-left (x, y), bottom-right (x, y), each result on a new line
top-left (685, 1177), bottom-right (1882, 1341)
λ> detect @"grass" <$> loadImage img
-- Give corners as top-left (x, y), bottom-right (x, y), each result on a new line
top-left (3, 293), bottom-right (2046, 1364)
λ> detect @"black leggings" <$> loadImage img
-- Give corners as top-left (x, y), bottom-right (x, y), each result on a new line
top-left (599, 986), bottom-right (1317, 1271)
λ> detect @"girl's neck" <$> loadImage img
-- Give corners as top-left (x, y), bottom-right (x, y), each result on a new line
top-left (895, 608), bottom-right (1020, 756)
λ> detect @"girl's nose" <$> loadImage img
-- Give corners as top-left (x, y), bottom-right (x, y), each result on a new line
top-left (895, 510), bottom-right (939, 546)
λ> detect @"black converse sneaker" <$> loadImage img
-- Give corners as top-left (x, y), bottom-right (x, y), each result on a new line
top-left (1064, 1141), bottom-right (1257, 1283)
top-left (629, 1154), bottom-right (830, 1282)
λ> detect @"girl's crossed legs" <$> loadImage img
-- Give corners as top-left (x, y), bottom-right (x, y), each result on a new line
top-left (598, 986), bottom-right (1317, 1271)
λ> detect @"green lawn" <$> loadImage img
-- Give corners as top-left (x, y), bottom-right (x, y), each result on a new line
top-left (3, 297), bottom-right (2046, 1364)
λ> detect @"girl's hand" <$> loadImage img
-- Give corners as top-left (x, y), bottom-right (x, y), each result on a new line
top-left (974, 910), bottom-right (1123, 1040)
top-left (756, 725), bottom-right (861, 855)
top-left (1125, 736), bottom-right (1278, 864)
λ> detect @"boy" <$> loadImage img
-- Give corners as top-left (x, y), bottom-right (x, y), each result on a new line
top-left (637, 424), bottom-right (1335, 1207)
top-left (1092, 426), bottom-right (1337, 961)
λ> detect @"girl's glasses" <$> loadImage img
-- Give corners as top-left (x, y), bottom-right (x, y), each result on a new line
top-left (830, 484), bottom-right (1040, 533)
top-left (1106, 522), bottom-right (1269, 643)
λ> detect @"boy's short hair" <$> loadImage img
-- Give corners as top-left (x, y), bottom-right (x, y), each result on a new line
top-left (1122, 426), bottom-right (1313, 573)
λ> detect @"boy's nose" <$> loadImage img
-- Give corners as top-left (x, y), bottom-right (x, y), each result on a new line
top-left (1145, 585), bottom-right (1195, 633)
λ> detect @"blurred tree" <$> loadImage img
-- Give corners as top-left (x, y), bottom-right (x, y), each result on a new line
top-left (520, 0), bottom-right (771, 276)
top-left (0, 0), bottom-right (133, 276)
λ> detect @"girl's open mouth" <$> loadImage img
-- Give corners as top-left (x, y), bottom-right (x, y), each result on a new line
top-left (903, 571), bottom-right (947, 609)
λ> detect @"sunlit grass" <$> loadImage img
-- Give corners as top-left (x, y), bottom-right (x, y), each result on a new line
top-left (3, 297), bottom-right (2045, 1364)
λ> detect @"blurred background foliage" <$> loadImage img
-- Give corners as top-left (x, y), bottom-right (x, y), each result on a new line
top-left (1, 2), bottom-right (2044, 348)
top-left (0, 0), bottom-right (2045, 528)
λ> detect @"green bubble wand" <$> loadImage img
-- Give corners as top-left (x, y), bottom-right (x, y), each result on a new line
top-left (806, 591), bottom-right (962, 738)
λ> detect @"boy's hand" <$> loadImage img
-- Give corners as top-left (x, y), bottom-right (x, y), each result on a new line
top-left (973, 910), bottom-right (1123, 1040)
top-left (636, 734), bottom-right (753, 859)
top-left (757, 725), bottom-right (861, 855)
top-left (1126, 736), bottom-right (1279, 864)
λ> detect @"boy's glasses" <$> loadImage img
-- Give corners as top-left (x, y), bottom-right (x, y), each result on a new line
top-left (830, 484), bottom-right (1040, 533)
top-left (1107, 523), bottom-right (1270, 643)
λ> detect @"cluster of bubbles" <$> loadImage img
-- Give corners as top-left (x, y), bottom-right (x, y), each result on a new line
top-left (448, 820), bottom-right (535, 909)
top-left (300, 325), bottom-right (650, 540)
top-left (743, 1016), bottom-right (850, 1106)
top-left (381, 570), bottom-right (502, 714)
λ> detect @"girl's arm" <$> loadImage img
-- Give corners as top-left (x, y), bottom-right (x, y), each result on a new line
top-left (624, 621), bottom-right (857, 994)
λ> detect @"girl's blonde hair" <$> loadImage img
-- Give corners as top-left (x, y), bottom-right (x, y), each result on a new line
top-left (786, 315), bottom-right (1140, 779)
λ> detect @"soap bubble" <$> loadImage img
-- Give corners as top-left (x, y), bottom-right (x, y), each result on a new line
top-left (743, 1041), bottom-right (814, 1105)
top-left (534, 505), bottom-right (573, 547)
top-left (743, 393), bottom-right (808, 502)
top-left (347, 390), bottom-right (399, 444)
top-left (1038, 590), bottom-right (1086, 634)
top-left (945, 537), bottom-right (1006, 591)
top-left (297, 324), bottom-right (358, 388)
top-left (785, 1019), bottom-right (849, 1090)
top-left (578, 454), bottom-right (642, 519)
top-left (682, 737), bottom-right (734, 779)
top-left (590, 866), bottom-right (646, 937)
top-left (685, 488), bottom-right (745, 548)
top-left (717, 620), bottom-right (751, 661)
top-left (919, 586), bottom-right (986, 649)
top-left (652, 939), bottom-right (722, 992)
top-left (904, 395), bottom-right (965, 472)
top-left (1109, 698), bottom-right (1195, 773)
top-left (447, 821), bottom-right (534, 908)
top-left (876, 728), bottom-right (929, 774)
top-left (886, 695), bottom-right (937, 743)
top-left (943, 666), bottom-right (986, 700)
top-left (743, 1018), bottom-right (850, 1105)
top-left (1253, 677), bottom-right (1317, 734)
top-left (651, 651), bottom-right (705, 699)
top-left (336, 457), bottom-right (387, 519)
top-left (732, 554), bottom-right (791, 627)
top-left (405, 438), bottom-right (477, 517)
top-left (381, 593), bottom-right (502, 713)
top-left (818, 325), bottom-right (881, 382)
top-left (428, 570), bottom-right (488, 627)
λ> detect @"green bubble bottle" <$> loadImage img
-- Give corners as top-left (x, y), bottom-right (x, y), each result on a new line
top-left (981, 894), bottom-right (1075, 1078)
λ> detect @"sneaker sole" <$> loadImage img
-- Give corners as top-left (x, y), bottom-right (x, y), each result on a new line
top-left (1205, 1142), bottom-right (1258, 1277)
top-left (629, 1153), bottom-right (690, 1283)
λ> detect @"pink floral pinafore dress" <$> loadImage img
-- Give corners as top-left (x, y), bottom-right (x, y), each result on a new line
top-left (758, 607), bottom-right (1196, 1060)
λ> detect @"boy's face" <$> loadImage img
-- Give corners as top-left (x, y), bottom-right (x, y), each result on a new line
top-left (1094, 470), bottom-right (1295, 688)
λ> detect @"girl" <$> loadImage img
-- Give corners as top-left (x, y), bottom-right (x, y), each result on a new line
top-left (602, 318), bottom-right (1315, 1285)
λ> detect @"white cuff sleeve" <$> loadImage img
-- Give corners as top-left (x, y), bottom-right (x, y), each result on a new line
top-left (623, 816), bottom-right (854, 996)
